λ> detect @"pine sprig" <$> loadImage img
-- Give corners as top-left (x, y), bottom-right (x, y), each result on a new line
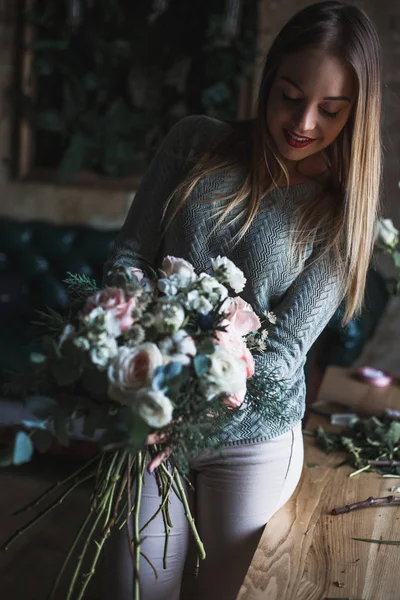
top-left (63, 272), bottom-right (98, 302)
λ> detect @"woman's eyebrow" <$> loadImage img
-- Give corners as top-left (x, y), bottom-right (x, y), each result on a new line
top-left (279, 76), bottom-right (351, 102)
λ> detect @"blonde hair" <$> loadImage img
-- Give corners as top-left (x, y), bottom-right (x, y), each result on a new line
top-left (165, 1), bottom-right (382, 325)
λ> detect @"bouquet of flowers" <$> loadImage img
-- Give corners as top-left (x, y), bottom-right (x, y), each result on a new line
top-left (0, 255), bottom-right (275, 600)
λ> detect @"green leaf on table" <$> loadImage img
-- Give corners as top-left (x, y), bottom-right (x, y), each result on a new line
top-left (307, 462), bottom-right (319, 468)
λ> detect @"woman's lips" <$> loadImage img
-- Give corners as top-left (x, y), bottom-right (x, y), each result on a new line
top-left (283, 128), bottom-right (315, 149)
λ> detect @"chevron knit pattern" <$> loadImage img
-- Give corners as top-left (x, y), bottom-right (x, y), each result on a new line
top-left (104, 115), bottom-right (344, 446)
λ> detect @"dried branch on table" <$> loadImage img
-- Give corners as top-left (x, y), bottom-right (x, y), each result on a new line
top-left (331, 494), bottom-right (400, 515)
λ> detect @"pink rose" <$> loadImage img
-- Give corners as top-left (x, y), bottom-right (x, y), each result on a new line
top-left (129, 267), bottom-right (145, 282)
top-left (108, 343), bottom-right (163, 404)
top-left (83, 287), bottom-right (136, 332)
top-left (161, 256), bottom-right (196, 280)
top-left (216, 324), bottom-right (255, 378)
top-left (223, 297), bottom-right (261, 337)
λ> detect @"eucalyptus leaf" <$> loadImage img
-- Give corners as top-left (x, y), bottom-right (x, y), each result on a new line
top-left (193, 355), bottom-right (211, 377)
top-left (0, 431), bottom-right (35, 466)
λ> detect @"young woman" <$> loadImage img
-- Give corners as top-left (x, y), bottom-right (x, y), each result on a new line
top-left (103, 2), bottom-right (382, 599)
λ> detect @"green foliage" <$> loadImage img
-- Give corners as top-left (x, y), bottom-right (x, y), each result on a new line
top-left (0, 431), bottom-right (34, 466)
top-left (16, 0), bottom-right (258, 181)
top-left (63, 272), bottom-right (98, 302)
top-left (315, 414), bottom-right (400, 475)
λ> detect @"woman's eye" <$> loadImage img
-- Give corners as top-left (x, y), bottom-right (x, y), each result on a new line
top-left (281, 92), bottom-right (300, 102)
top-left (321, 108), bottom-right (340, 119)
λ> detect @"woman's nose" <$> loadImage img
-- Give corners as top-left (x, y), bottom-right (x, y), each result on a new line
top-left (293, 105), bottom-right (317, 134)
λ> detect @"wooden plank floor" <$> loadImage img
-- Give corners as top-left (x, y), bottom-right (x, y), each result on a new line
top-left (238, 367), bottom-right (400, 600)
top-left (0, 457), bottom-right (103, 600)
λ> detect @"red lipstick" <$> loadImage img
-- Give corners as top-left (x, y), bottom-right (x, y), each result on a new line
top-left (284, 129), bottom-right (315, 149)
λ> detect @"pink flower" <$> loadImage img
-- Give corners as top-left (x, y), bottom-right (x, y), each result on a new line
top-left (83, 287), bottom-right (136, 332)
top-left (108, 343), bottom-right (163, 404)
top-left (129, 267), bottom-right (145, 282)
top-left (161, 256), bottom-right (196, 280)
top-left (223, 297), bottom-right (261, 337)
top-left (216, 324), bottom-right (255, 378)
top-left (223, 388), bottom-right (246, 409)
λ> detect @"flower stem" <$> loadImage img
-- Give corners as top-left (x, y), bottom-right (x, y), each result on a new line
top-left (49, 505), bottom-right (95, 600)
top-left (1, 472), bottom-right (94, 552)
top-left (66, 450), bottom-right (127, 600)
top-left (174, 470), bottom-right (206, 561)
top-left (133, 452), bottom-right (144, 600)
top-left (13, 455), bottom-right (99, 516)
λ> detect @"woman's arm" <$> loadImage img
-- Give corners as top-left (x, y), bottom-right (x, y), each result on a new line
top-left (103, 116), bottom-right (205, 281)
top-left (262, 248), bottom-right (345, 381)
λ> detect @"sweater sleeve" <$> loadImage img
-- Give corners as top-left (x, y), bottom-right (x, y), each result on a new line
top-left (262, 248), bottom-right (345, 381)
top-left (103, 116), bottom-right (204, 281)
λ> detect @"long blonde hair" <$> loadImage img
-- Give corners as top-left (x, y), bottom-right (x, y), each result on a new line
top-left (165, 1), bottom-right (382, 325)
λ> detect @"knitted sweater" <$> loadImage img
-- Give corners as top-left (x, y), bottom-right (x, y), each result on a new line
top-left (104, 115), bottom-right (344, 445)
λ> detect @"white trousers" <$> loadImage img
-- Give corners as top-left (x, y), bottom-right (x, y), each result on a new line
top-left (103, 421), bottom-right (304, 600)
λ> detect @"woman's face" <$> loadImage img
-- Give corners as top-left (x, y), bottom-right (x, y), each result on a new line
top-left (266, 48), bottom-right (355, 173)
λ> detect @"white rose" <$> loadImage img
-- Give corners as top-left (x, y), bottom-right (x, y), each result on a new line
top-left (90, 337), bottom-right (118, 370)
top-left (205, 345), bottom-right (247, 397)
top-left (153, 298), bottom-right (185, 333)
top-left (108, 343), bottom-right (163, 404)
top-left (162, 256), bottom-right (196, 280)
top-left (375, 218), bottom-right (399, 250)
top-left (159, 330), bottom-right (197, 365)
top-left (133, 388), bottom-right (174, 428)
top-left (210, 256), bottom-right (246, 293)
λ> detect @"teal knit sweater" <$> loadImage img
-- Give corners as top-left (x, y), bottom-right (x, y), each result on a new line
top-left (104, 115), bottom-right (344, 445)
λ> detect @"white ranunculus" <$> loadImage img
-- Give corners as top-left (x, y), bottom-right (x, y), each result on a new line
top-left (108, 343), bottom-right (163, 404)
top-left (183, 289), bottom-right (214, 315)
top-left (133, 388), bottom-right (174, 428)
top-left (162, 256), bottom-right (197, 281)
top-left (90, 337), bottom-right (118, 370)
top-left (376, 218), bottom-right (399, 250)
top-left (159, 330), bottom-right (197, 365)
top-left (205, 345), bottom-right (247, 397)
top-left (210, 256), bottom-right (246, 293)
top-left (84, 306), bottom-right (122, 338)
top-left (153, 299), bottom-right (186, 333)
top-left (197, 273), bottom-right (229, 302)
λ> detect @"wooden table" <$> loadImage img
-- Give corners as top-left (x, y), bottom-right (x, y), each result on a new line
top-left (237, 367), bottom-right (400, 600)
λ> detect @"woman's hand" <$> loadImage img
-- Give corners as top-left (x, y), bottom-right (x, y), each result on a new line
top-left (145, 431), bottom-right (171, 474)
top-left (145, 391), bottom-right (246, 473)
